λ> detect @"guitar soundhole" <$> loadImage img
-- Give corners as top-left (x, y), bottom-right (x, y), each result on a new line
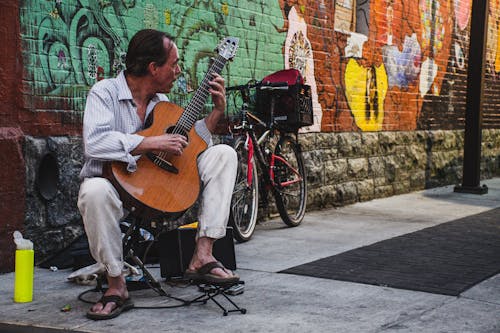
top-left (165, 126), bottom-right (189, 142)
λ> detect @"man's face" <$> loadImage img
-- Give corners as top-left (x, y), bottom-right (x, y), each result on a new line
top-left (154, 39), bottom-right (181, 93)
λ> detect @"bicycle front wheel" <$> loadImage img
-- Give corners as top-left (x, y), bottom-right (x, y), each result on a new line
top-left (229, 136), bottom-right (259, 242)
top-left (272, 135), bottom-right (307, 227)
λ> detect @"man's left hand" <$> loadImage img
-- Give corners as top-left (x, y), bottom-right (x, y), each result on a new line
top-left (209, 73), bottom-right (226, 114)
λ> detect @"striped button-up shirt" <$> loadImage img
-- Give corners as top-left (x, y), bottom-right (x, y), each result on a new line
top-left (80, 71), bottom-right (212, 179)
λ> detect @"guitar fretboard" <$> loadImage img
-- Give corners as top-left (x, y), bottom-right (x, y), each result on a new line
top-left (173, 55), bottom-right (227, 134)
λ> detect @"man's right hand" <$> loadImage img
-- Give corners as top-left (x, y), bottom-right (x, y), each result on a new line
top-left (132, 133), bottom-right (188, 156)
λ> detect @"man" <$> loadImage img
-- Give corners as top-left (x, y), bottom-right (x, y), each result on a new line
top-left (78, 29), bottom-right (238, 320)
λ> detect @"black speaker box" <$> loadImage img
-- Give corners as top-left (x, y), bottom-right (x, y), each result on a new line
top-left (158, 227), bottom-right (236, 279)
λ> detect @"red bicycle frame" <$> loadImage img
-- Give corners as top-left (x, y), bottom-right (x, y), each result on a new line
top-left (244, 133), bottom-right (254, 186)
top-left (244, 132), bottom-right (302, 188)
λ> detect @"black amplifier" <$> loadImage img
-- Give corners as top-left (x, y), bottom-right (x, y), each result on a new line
top-left (158, 226), bottom-right (236, 280)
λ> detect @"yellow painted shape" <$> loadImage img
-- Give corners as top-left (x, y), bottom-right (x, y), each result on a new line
top-left (344, 59), bottom-right (388, 131)
top-left (222, 3), bottom-right (229, 16)
top-left (164, 9), bottom-right (171, 25)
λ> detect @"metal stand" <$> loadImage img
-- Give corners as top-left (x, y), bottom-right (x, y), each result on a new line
top-left (189, 281), bottom-right (247, 316)
top-left (120, 217), bottom-right (246, 315)
top-left (122, 217), bottom-right (170, 297)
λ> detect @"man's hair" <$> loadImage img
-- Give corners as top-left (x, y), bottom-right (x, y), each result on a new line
top-left (125, 29), bottom-right (175, 77)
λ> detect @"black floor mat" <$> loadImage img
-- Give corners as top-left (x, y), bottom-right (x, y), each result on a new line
top-left (281, 207), bottom-right (500, 296)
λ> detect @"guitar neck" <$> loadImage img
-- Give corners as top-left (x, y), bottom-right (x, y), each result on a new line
top-left (176, 55), bottom-right (228, 131)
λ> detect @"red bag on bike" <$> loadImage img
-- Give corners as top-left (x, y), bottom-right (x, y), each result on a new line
top-left (261, 69), bottom-right (304, 86)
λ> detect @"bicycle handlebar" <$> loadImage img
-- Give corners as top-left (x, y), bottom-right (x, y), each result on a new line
top-left (226, 82), bottom-right (260, 91)
top-left (226, 80), bottom-right (289, 92)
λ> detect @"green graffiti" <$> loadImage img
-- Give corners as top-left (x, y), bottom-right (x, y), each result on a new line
top-left (20, 0), bottom-right (285, 114)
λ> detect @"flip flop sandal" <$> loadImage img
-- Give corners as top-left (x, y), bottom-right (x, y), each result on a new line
top-left (185, 261), bottom-right (239, 285)
top-left (86, 295), bottom-right (134, 320)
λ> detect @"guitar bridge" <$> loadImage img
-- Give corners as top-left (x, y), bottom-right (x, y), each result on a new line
top-left (146, 153), bottom-right (179, 174)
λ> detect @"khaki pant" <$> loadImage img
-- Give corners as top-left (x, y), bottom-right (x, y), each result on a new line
top-left (77, 144), bottom-right (237, 277)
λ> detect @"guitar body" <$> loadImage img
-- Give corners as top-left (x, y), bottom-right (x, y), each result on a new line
top-left (108, 101), bottom-right (208, 219)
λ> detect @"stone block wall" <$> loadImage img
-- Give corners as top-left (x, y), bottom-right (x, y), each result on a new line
top-left (23, 136), bottom-right (83, 260)
top-left (301, 129), bottom-right (500, 210)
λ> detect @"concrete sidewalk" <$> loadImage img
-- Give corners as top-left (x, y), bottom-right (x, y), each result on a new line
top-left (1, 178), bottom-right (500, 332)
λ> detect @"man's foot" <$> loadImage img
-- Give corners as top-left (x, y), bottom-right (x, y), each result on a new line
top-left (87, 274), bottom-right (131, 320)
top-left (86, 295), bottom-right (134, 320)
top-left (187, 237), bottom-right (239, 284)
top-left (185, 261), bottom-right (239, 285)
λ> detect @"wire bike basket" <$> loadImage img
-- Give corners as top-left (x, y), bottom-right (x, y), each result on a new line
top-left (254, 69), bottom-right (313, 132)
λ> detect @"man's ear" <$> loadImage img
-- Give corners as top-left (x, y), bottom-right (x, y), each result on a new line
top-left (147, 62), bottom-right (157, 76)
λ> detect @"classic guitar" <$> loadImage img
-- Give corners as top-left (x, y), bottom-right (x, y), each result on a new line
top-left (107, 37), bottom-right (239, 219)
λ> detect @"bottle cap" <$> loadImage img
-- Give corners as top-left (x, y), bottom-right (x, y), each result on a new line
top-left (13, 231), bottom-right (33, 250)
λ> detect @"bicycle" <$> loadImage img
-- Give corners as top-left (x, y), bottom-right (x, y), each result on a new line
top-left (226, 73), bottom-right (311, 242)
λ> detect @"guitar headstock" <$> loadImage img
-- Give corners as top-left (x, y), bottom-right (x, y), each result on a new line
top-left (216, 37), bottom-right (239, 61)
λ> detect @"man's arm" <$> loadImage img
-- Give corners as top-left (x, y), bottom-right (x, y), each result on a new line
top-left (83, 88), bottom-right (144, 164)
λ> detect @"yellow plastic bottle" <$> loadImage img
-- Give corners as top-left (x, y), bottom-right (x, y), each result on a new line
top-left (14, 249), bottom-right (34, 302)
top-left (13, 231), bottom-right (34, 303)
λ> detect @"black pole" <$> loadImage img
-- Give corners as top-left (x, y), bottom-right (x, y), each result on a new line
top-left (454, 0), bottom-right (489, 194)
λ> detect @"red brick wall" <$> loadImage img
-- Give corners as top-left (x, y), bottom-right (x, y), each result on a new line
top-left (0, 0), bottom-right (24, 272)
top-left (281, 0), bottom-right (499, 132)
top-left (0, 128), bottom-right (25, 272)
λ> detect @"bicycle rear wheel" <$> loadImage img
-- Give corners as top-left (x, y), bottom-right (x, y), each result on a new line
top-left (272, 135), bottom-right (307, 227)
top-left (229, 136), bottom-right (259, 242)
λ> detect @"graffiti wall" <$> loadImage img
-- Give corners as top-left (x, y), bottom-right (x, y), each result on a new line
top-left (19, 0), bottom-right (500, 134)
top-left (20, 0), bottom-right (285, 124)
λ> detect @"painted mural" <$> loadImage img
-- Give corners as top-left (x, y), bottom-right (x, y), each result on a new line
top-left (21, 0), bottom-right (286, 116)
top-left (279, 0), bottom-right (496, 131)
top-left (20, 0), bottom-right (498, 133)
top-left (283, 6), bottom-right (322, 132)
